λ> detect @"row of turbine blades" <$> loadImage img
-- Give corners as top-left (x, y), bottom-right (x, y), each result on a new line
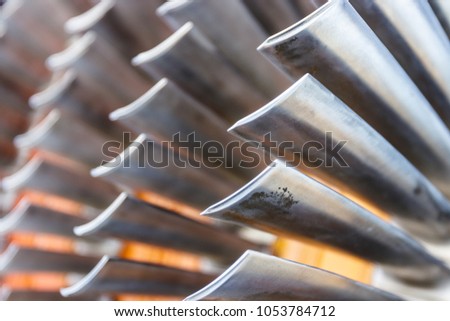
top-left (1, 0), bottom-right (450, 300)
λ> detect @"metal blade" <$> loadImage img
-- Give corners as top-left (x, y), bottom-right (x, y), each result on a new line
top-left (1, 154), bottom-right (121, 209)
top-left (0, 245), bottom-right (99, 274)
top-left (430, 0), bottom-right (450, 39)
top-left (61, 256), bottom-right (216, 297)
top-left (157, 0), bottom-right (291, 98)
top-left (289, 0), bottom-right (328, 17)
top-left (47, 31), bottom-right (152, 104)
top-left (29, 68), bottom-right (129, 140)
top-left (91, 133), bottom-right (239, 209)
top-left (0, 198), bottom-right (88, 238)
top-left (132, 22), bottom-right (267, 123)
top-left (65, 0), bottom-right (170, 59)
top-left (15, 109), bottom-right (115, 168)
top-left (75, 192), bottom-right (259, 263)
top-left (229, 73), bottom-right (450, 241)
top-left (185, 250), bottom-right (402, 300)
top-left (110, 78), bottom-right (263, 181)
top-left (203, 160), bottom-right (450, 283)
top-left (258, 0), bottom-right (450, 199)
top-left (243, 0), bottom-right (302, 34)
top-left (349, 0), bottom-right (450, 131)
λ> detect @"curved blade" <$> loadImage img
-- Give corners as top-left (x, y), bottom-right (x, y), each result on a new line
top-left (47, 31), bottom-right (152, 103)
top-left (29, 68), bottom-right (129, 140)
top-left (110, 78), bottom-right (263, 180)
top-left (0, 0), bottom-right (61, 91)
top-left (91, 133), bottom-right (238, 209)
top-left (0, 245), bottom-right (98, 274)
top-left (229, 73), bottom-right (450, 241)
top-left (66, 0), bottom-right (169, 59)
top-left (203, 161), bottom-right (450, 283)
top-left (350, 0), bottom-right (450, 131)
top-left (61, 256), bottom-right (216, 297)
top-left (1, 154), bottom-right (121, 209)
top-left (75, 192), bottom-right (259, 263)
top-left (157, 0), bottom-right (291, 98)
top-left (132, 22), bottom-right (267, 123)
top-left (0, 198), bottom-right (87, 237)
top-left (258, 0), bottom-right (450, 199)
top-left (290, 0), bottom-right (328, 17)
top-left (15, 109), bottom-right (114, 168)
top-left (242, 0), bottom-right (302, 35)
top-left (430, 0), bottom-right (450, 39)
top-left (185, 250), bottom-right (401, 301)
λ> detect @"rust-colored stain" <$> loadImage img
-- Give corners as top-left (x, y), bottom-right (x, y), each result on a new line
top-left (120, 241), bottom-right (201, 272)
top-left (136, 190), bottom-right (209, 224)
top-left (274, 237), bottom-right (373, 284)
top-left (8, 233), bottom-right (74, 252)
top-left (117, 294), bottom-right (182, 301)
top-left (4, 273), bottom-right (67, 291)
top-left (16, 190), bottom-right (86, 217)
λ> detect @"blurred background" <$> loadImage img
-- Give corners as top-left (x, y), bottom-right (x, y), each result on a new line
top-left (0, 0), bottom-right (450, 301)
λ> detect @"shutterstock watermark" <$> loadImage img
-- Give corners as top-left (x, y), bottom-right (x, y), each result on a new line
top-left (100, 132), bottom-right (348, 169)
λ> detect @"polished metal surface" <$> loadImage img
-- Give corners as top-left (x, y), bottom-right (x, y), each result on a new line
top-left (133, 22), bottom-right (267, 123)
top-left (229, 74), bottom-right (450, 241)
top-left (258, 0), bottom-right (450, 198)
top-left (109, 77), bottom-right (229, 145)
top-left (350, 0), bottom-right (450, 130)
top-left (110, 78), bottom-right (262, 181)
top-left (0, 245), bottom-right (98, 274)
top-left (66, 0), bottom-right (170, 58)
top-left (203, 160), bottom-right (450, 283)
top-left (75, 192), bottom-right (258, 263)
top-left (290, 0), bottom-right (328, 17)
top-left (91, 133), bottom-right (239, 210)
top-left (0, 198), bottom-right (87, 237)
top-left (111, 0), bottom-right (170, 52)
top-left (186, 250), bottom-right (401, 300)
top-left (242, 0), bottom-right (300, 34)
top-left (15, 109), bottom-right (114, 168)
top-left (29, 68), bottom-right (128, 140)
top-left (48, 31), bottom-right (152, 104)
top-left (157, 0), bottom-right (291, 98)
top-left (1, 155), bottom-right (121, 209)
top-left (1, 0), bottom-right (449, 302)
top-left (430, 0), bottom-right (450, 38)
top-left (61, 256), bottom-right (216, 297)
